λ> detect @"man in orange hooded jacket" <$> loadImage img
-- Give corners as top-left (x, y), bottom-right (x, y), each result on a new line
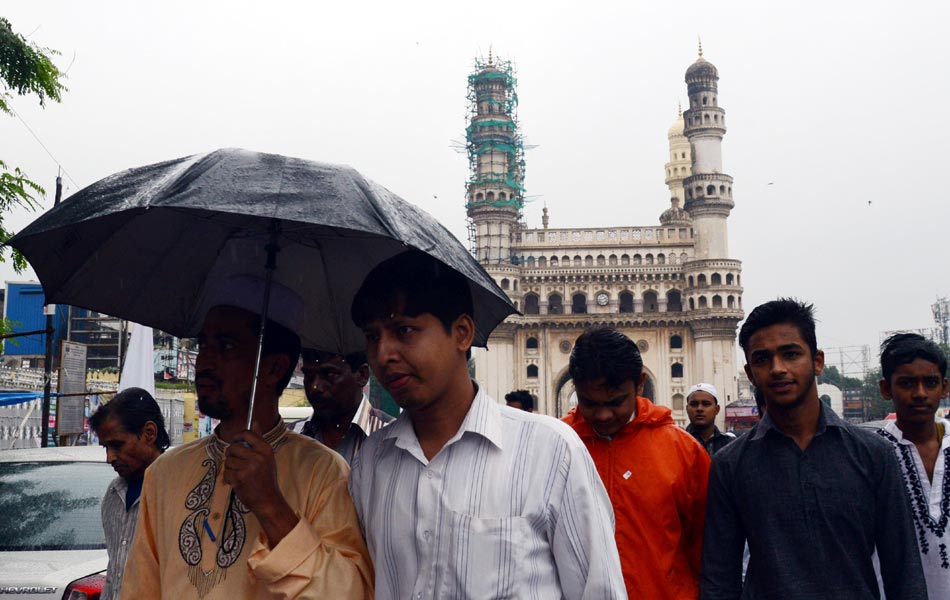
top-left (563, 327), bottom-right (711, 599)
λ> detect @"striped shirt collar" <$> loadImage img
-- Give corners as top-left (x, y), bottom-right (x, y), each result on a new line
top-left (381, 382), bottom-right (504, 463)
top-left (107, 475), bottom-right (133, 504)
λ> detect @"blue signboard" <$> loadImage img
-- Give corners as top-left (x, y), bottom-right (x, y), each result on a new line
top-left (2, 283), bottom-right (68, 356)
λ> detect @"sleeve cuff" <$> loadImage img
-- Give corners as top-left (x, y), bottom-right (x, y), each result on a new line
top-left (247, 516), bottom-right (318, 582)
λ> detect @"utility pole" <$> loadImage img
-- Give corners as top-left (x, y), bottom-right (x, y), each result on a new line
top-left (41, 173), bottom-right (63, 447)
top-left (933, 297), bottom-right (950, 347)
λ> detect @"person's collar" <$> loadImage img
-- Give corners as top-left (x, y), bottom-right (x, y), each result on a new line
top-left (593, 406), bottom-right (639, 440)
top-left (752, 401), bottom-right (844, 441)
top-left (352, 395), bottom-right (373, 435)
top-left (109, 476), bottom-right (128, 495)
top-left (883, 420), bottom-right (915, 445)
top-left (209, 419), bottom-right (288, 461)
top-left (886, 418), bottom-right (950, 445)
top-left (381, 381), bottom-right (504, 457)
top-left (686, 423), bottom-right (719, 437)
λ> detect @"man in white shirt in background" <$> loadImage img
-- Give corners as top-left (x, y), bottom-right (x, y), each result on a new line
top-left (877, 332), bottom-right (950, 600)
top-left (348, 249), bottom-right (626, 599)
top-left (90, 387), bottom-right (169, 600)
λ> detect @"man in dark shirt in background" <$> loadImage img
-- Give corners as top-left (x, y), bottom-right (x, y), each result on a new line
top-left (504, 389), bottom-right (534, 412)
top-left (685, 383), bottom-right (735, 455)
top-left (700, 298), bottom-right (926, 600)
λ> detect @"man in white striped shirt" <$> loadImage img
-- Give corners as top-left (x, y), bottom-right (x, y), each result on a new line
top-left (90, 387), bottom-right (169, 600)
top-left (348, 250), bottom-right (626, 599)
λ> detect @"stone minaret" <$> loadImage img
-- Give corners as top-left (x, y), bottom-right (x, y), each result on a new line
top-left (682, 42), bottom-right (744, 415)
top-left (466, 50), bottom-right (523, 402)
top-left (682, 41), bottom-right (733, 258)
top-left (660, 105), bottom-right (693, 228)
top-left (465, 50), bottom-right (524, 266)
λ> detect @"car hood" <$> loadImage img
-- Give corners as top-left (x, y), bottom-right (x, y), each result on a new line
top-left (0, 550), bottom-right (106, 597)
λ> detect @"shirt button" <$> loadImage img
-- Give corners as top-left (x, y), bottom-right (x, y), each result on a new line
top-left (423, 530), bottom-right (431, 541)
top-left (426, 470), bottom-right (434, 479)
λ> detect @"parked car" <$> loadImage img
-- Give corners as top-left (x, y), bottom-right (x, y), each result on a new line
top-left (0, 446), bottom-right (112, 600)
top-left (279, 405), bottom-right (313, 429)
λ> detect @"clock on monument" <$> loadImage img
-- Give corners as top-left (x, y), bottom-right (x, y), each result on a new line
top-left (596, 293), bottom-right (609, 306)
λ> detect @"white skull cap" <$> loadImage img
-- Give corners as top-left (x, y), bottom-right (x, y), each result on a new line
top-left (686, 382), bottom-right (719, 403)
top-left (208, 275), bottom-right (304, 335)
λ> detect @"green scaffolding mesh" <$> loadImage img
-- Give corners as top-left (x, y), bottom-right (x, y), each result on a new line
top-left (464, 55), bottom-right (526, 211)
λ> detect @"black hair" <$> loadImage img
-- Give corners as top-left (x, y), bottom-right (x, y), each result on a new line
top-left (753, 386), bottom-right (766, 416)
top-left (351, 250), bottom-right (475, 358)
top-left (880, 332), bottom-right (948, 381)
top-left (504, 389), bottom-right (534, 411)
top-left (256, 316), bottom-right (302, 394)
top-left (569, 327), bottom-right (644, 389)
top-left (739, 298), bottom-right (818, 358)
top-left (89, 387), bottom-right (170, 451)
top-left (301, 349), bottom-right (367, 372)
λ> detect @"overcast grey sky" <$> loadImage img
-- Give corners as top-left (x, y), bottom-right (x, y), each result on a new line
top-left (3, 0), bottom-right (948, 364)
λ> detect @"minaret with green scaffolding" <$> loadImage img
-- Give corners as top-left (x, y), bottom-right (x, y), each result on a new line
top-left (465, 50), bottom-right (525, 265)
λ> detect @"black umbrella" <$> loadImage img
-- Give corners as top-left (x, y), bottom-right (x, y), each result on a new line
top-left (9, 148), bottom-right (516, 425)
top-left (10, 148), bottom-right (514, 347)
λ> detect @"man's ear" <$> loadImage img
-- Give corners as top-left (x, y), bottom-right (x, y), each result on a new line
top-left (262, 353), bottom-right (292, 386)
top-left (879, 377), bottom-right (893, 401)
top-left (356, 364), bottom-right (371, 387)
top-left (744, 363), bottom-right (755, 385)
top-left (141, 421), bottom-right (157, 444)
top-left (813, 349), bottom-right (825, 377)
top-left (635, 372), bottom-right (647, 396)
top-left (452, 314), bottom-right (476, 354)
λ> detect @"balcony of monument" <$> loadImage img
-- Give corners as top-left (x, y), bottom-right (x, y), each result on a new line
top-left (518, 264), bottom-right (684, 280)
top-left (684, 306), bottom-right (745, 320)
top-left (518, 226), bottom-right (695, 247)
top-left (681, 258), bottom-right (742, 273)
top-left (683, 172), bottom-right (733, 184)
top-left (681, 122), bottom-right (726, 137)
top-left (523, 303), bottom-right (687, 318)
top-left (517, 312), bottom-right (690, 329)
top-left (683, 283), bottom-right (744, 297)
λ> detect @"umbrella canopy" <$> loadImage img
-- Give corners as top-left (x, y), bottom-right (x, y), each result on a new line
top-left (9, 148), bottom-right (516, 353)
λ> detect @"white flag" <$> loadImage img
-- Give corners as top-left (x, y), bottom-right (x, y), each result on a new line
top-left (119, 323), bottom-right (155, 397)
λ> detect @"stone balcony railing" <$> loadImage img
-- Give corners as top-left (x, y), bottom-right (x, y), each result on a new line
top-left (517, 226), bottom-right (694, 248)
top-left (521, 264), bottom-right (684, 276)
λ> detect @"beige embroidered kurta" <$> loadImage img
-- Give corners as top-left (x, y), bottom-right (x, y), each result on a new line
top-left (120, 423), bottom-right (373, 600)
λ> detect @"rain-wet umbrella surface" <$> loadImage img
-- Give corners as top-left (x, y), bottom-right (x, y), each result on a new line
top-left (8, 148), bottom-right (517, 425)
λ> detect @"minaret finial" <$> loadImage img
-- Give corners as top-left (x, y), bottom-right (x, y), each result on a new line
top-left (488, 46), bottom-right (493, 67)
top-left (698, 36), bottom-right (703, 58)
top-left (678, 101), bottom-right (682, 117)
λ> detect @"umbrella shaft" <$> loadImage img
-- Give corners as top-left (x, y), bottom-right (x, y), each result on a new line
top-left (246, 220), bottom-right (281, 431)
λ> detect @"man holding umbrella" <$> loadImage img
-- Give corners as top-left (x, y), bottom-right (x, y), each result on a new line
top-left (348, 250), bottom-right (625, 599)
top-left (120, 278), bottom-right (373, 600)
top-left (7, 148), bottom-right (529, 598)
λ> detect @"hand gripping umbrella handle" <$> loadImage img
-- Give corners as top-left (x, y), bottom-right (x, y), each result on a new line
top-left (245, 219), bottom-right (282, 432)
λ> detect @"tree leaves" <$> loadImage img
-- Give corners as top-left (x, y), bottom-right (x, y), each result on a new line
top-left (0, 17), bottom-right (65, 273)
top-left (0, 17), bottom-right (66, 114)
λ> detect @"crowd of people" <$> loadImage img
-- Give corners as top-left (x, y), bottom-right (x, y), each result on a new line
top-left (88, 249), bottom-right (949, 599)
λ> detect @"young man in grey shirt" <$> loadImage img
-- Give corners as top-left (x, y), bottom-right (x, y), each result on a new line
top-left (700, 298), bottom-right (927, 599)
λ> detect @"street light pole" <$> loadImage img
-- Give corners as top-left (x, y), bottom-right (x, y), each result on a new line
top-left (41, 174), bottom-right (63, 447)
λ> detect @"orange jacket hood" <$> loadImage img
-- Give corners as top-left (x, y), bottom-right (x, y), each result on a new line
top-left (563, 395), bottom-right (674, 437)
